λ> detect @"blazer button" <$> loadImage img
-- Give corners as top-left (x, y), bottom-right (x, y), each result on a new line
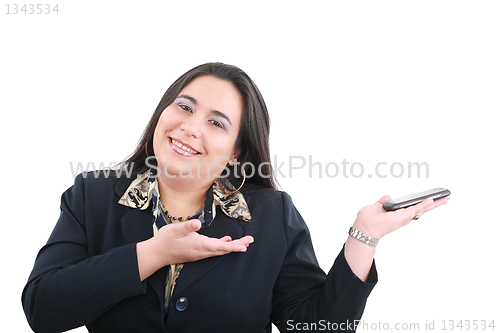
top-left (175, 297), bottom-right (188, 311)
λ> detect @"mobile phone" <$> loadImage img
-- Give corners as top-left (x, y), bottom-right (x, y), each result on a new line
top-left (382, 188), bottom-right (451, 211)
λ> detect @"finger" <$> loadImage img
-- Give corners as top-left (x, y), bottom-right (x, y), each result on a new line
top-left (394, 200), bottom-right (427, 222)
top-left (414, 199), bottom-right (434, 219)
top-left (214, 235), bottom-right (254, 248)
top-left (376, 195), bottom-right (391, 205)
top-left (426, 196), bottom-right (450, 210)
top-left (206, 236), bottom-right (254, 253)
top-left (421, 198), bottom-right (435, 209)
top-left (190, 219), bottom-right (202, 231)
top-left (399, 197), bottom-right (444, 221)
top-left (204, 239), bottom-right (248, 254)
top-left (172, 219), bottom-right (202, 237)
top-left (420, 197), bottom-right (450, 213)
top-left (231, 235), bottom-right (254, 246)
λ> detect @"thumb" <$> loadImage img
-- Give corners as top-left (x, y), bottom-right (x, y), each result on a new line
top-left (172, 219), bottom-right (202, 237)
top-left (376, 195), bottom-right (391, 205)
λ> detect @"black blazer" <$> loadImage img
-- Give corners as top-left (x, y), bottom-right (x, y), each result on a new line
top-left (22, 172), bottom-right (377, 333)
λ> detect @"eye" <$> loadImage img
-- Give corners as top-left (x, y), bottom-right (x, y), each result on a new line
top-left (179, 104), bottom-right (193, 113)
top-left (209, 119), bottom-right (224, 129)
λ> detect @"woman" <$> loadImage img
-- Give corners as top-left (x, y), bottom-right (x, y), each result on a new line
top-left (22, 63), bottom-right (449, 332)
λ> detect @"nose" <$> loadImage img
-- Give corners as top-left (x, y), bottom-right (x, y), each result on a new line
top-left (180, 115), bottom-right (202, 138)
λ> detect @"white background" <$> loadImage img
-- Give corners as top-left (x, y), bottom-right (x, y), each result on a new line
top-left (1, 1), bottom-right (499, 332)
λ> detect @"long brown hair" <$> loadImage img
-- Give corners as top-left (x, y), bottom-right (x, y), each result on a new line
top-left (120, 62), bottom-right (277, 190)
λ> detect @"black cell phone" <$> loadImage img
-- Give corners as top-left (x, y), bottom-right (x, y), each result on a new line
top-left (382, 188), bottom-right (451, 211)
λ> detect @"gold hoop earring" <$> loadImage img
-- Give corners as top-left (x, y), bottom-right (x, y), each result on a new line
top-left (225, 167), bottom-right (246, 195)
top-left (145, 141), bottom-right (149, 157)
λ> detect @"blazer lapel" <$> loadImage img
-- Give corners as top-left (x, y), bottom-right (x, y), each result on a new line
top-left (119, 208), bottom-right (152, 244)
top-left (115, 177), bottom-right (168, 308)
top-left (115, 175), bottom-right (154, 244)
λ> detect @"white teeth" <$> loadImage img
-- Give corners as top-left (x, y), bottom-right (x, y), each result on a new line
top-left (171, 139), bottom-right (198, 154)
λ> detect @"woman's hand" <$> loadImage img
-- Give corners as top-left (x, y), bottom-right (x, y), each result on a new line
top-left (136, 220), bottom-right (254, 281)
top-left (345, 195), bottom-right (450, 282)
top-left (353, 195), bottom-right (450, 240)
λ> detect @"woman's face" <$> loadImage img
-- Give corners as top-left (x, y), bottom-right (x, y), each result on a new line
top-left (153, 75), bottom-right (243, 182)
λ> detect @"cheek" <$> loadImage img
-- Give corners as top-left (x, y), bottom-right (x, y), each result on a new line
top-left (152, 112), bottom-right (171, 152)
top-left (208, 135), bottom-right (238, 157)
top-left (157, 109), bottom-right (173, 130)
top-left (153, 109), bottom-right (180, 141)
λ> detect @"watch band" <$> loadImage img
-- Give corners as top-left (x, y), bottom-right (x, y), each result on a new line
top-left (349, 226), bottom-right (379, 247)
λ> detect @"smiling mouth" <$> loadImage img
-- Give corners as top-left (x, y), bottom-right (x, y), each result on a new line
top-left (169, 137), bottom-right (201, 155)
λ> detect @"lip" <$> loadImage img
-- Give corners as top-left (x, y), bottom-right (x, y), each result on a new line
top-left (169, 137), bottom-right (201, 157)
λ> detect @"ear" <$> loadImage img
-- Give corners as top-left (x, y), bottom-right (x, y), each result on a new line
top-left (227, 146), bottom-right (241, 166)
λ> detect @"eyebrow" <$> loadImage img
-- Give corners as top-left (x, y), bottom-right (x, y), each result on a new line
top-left (177, 94), bottom-right (233, 126)
top-left (178, 94), bottom-right (197, 105)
